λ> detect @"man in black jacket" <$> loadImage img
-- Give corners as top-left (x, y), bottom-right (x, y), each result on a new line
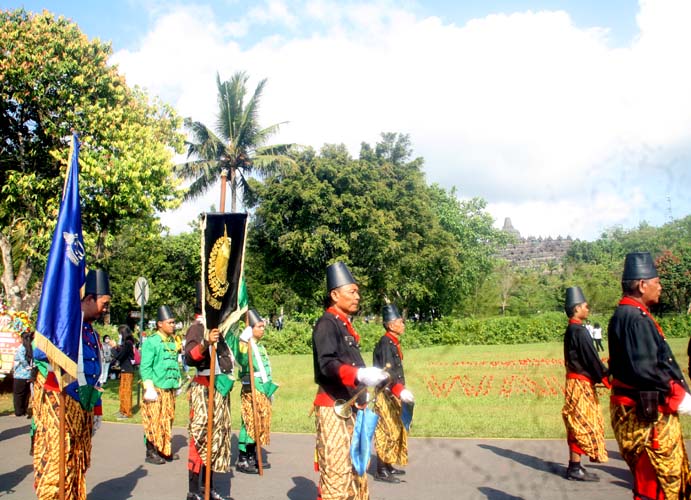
top-left (312, 262), bottom-right (388, 500)
top-left (609, 252), bottom-right (691, 499)
top-left (561, 286), bottom-right (609, 481)
top-left (372, 304), bottom-right (414, 483)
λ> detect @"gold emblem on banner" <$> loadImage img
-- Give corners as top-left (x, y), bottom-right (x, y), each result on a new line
top-left (207, 225), bottom-right (231, 310)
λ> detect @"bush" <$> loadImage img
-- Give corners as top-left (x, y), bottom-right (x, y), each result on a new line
top-left (222, 311), bottom-right (691, 355)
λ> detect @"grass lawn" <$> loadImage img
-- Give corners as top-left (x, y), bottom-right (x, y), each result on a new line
top-left (3, 338), bottom-right (691, 439)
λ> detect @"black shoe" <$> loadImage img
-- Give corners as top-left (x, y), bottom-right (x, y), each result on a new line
top-left (374, 470), bottom-right (401, 483)
top-left (249, 457), bottom-right (270, 469)
top-left (387, 465), bottom-right (405, 475)
top-left (186, 493), bottom-right (203, 500)
top-left (236, 459), bottom-right (259, 474)
top-left (200, 488), bottom-right (231, 500)
top-left (566, 465), bottom-right (599, 481)
top-left (162, 452), bottom-right (180, 462)
top-left (145, 452), bottom-right (166, 465)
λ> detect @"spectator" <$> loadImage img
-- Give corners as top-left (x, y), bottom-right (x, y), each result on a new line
top-left (99, 334), bottom-right (113, 384)
top-left (13, 331), bottom-right (34, 417)
top-left (592, 322), bottom-right (604, 352)
top-left (113, 325), bottom-right (136, 419)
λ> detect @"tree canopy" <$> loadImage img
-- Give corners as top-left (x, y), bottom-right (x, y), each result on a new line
top-left (175, 71), bottom-right (295, 212)
top-left (245, 133), bottom-right (507, 317)
top-left (0, 9), bottom-right (184, 312)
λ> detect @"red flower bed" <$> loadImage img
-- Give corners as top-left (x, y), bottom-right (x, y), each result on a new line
top-left (425, 373), bottom-right (564, 398)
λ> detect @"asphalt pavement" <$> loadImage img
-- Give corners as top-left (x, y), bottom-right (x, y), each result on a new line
top-left (0, 413), bottom-right (637, 499)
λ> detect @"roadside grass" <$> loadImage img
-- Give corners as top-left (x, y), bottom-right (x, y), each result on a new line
top-left (3, 338), bottom-right (691, 439)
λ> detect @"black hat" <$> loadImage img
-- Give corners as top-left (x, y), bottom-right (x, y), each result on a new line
top-left (326, 262), bottom-right (356, 291)
top-left (195, 281), bottom-right (202, 313)
top-left (623, 252), bottom-right (658, 280)
top-left (157, 305), bottom-right (174, 322)
top-left (382, 304), bottom-right (402, 324)
top-left (84, 269), bottom-right (110, 296)
top-left (248, 308), bottom-right (263, 327)
top-left (564, 286), bottom-right (587, 311)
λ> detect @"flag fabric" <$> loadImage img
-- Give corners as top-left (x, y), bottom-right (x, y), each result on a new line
top-left (201, 212), bottom-right (248, 332)
top-left (401, 401), bottom-right (414, 432)
top-left (350, 407), bottom-right (379, 476)
top-left (34, 133), bottom-right (86, 379)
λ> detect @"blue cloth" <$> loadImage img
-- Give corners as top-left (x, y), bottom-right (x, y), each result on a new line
top-left (401, 401), bottom-right (414, 432)
top-left (350, 407), bottom-right (379, 476)
top-left (13, 345), bottom-right (31, 379)
top-left (34, 133), bottom-right (86, 375)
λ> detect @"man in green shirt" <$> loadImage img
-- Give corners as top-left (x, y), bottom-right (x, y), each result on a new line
top-left (236, 309), bottom-right (278, 474)
top-left (141, 305), bottom-right (181, 465)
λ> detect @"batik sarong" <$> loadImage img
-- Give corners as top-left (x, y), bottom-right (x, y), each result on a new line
top-left (142, 387), bottom-right (176, 456)
top-left (33, 372), bottom-right (93, 500)
top-left (188, 381), bottom-right (232, 473)
top-left (240, 390), bottom-right (272, 446)
top-left (315, 406), bottom-right (369, 500)
top-left (561, 377), bottom-right (608, 462)
top-left (119, 372), bottom-right (133, 417)
top-left (374, 391), bottom-right (408, 465)
top-left (611, 403), bottom-right (691, 499)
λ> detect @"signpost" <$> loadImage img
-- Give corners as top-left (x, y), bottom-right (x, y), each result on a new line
top-left (134, 277), bottom-right (149, 338)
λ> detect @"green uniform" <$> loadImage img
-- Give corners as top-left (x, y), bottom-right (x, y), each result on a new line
top-left (140, 332), bottom-right (181, 390)
top-left (236, 340), bottom-right (278, 452)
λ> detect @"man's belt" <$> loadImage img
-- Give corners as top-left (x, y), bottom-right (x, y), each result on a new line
top-left (612, 387), bottom-right (662, 403)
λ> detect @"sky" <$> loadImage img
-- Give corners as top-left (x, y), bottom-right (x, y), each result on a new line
top-left (4, 0), bottom-right (691, 241)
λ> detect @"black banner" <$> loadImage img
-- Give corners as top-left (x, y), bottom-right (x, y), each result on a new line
top-left (201, 213), bottom-right (248, 331)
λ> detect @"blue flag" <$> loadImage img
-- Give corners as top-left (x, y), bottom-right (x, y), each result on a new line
top-left (34, 133), bottom-right (86, 378)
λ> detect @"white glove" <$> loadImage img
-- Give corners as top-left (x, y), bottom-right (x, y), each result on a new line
top-left (144, 387), bottom-right (158, 402)
top-left (92, 415), bottom-right (102, 433)
top-left (357, 367), bottom-right (388, 387)
top-left (400, 388), bottom-right (415, 404)
top-left (240, 326), bottom-right (253, 342)
top-left (678, 393), bottom-right (691, 415)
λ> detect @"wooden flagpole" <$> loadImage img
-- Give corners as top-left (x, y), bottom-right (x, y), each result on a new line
top-left (246, 332), bottom-right (264, 475)
top-left (58, 390), bottom-right (66, 500)
top-left (204, 169), bottom-right (227, 500)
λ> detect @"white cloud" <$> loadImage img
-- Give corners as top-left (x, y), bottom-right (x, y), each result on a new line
top-left (114, 0), bottom-right (691, 240)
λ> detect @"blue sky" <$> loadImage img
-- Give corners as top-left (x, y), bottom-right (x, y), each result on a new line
top-left (3, 0), bottom-right (690, 241)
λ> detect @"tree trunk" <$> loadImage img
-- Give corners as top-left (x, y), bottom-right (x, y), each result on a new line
top-left (230, 168), bottom-right (237, 213)
top-left (0, 233), bottom-right (40, 314)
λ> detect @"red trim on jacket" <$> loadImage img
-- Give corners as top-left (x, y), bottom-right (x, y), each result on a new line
top-left (391, 383), bottom-right (404, 398)
top-left (619, 296), bottom-right (664, 337)
top-left (326, 307), bottom-right (360, 343)
top-left (568, 318), bottom-right (582, 325)
top-left (385, 331), bottom-right (403, 360)
top-left (339, 364), bottom-right (358, 388)
top-left (190, 344), bottom-right (206, 362)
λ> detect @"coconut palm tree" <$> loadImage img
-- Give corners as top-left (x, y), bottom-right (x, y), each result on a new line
top-left (175, 71), bottom-right (295, 212)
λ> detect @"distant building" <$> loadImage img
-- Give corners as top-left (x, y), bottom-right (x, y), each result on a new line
top-left (498, 217), bottom-right (573, 269)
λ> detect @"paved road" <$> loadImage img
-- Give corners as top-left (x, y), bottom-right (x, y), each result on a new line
top-left (0, 413), bottom-right (635, 499)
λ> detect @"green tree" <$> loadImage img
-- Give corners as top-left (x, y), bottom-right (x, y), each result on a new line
top-left (175, 71), bottom-right (295, 212)
top-left (656, 247), bottom-right (691, 314)
top-left (428, 186), bottom-right (509, 315)
top-left (246, 133), bottom-right (470, 316)
top-left (0, 9), bottom-right (184, 312)
top-left (107, 222), bottom-right (201, 325)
